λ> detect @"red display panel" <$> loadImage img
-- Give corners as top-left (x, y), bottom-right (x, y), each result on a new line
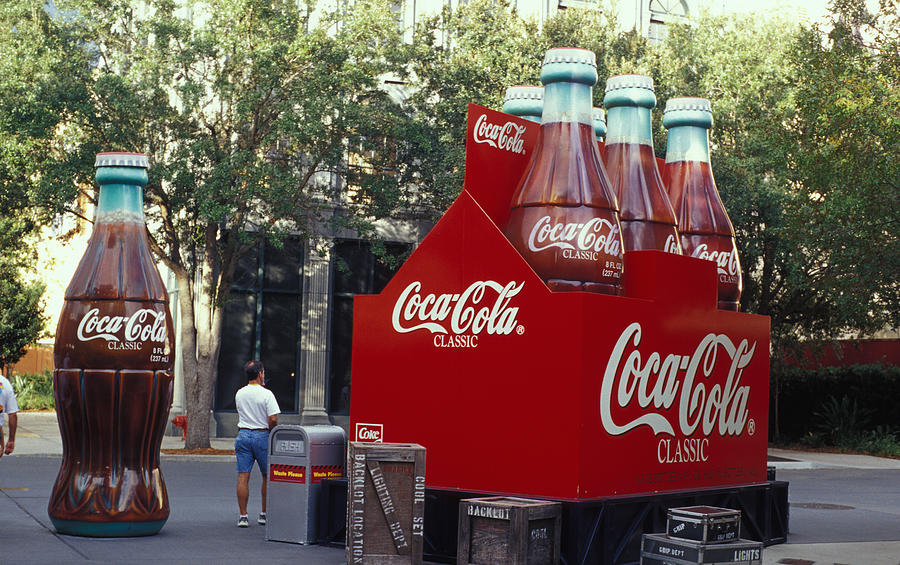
top-left (350, 104), bottom-right (769, 501)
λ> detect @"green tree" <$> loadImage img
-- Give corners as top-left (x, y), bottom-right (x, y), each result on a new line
top-left (406, 0), bottom-right (621, 215)
top-left (0, 0), bottom-right (416, 447)
top-left (0, 48), bottom-right (46, 370)
top-left (0, 238), bottom-right (46, 372)
top-left (657, 5), bottom-right (899, 435)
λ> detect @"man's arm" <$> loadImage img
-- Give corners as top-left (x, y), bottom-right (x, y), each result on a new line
top-left (5, 412), bottom-right (16, 455)
top-left (267, 414), bottom-right (278, 430)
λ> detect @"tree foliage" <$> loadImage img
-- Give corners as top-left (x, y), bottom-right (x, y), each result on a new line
top-left (0, 0), bottom-right (415, 446)
top-left (1, 0), bottom-right (896, 440)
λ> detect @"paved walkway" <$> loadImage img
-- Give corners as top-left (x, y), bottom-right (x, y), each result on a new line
top-left (3, 412), bottom-right (900, 565)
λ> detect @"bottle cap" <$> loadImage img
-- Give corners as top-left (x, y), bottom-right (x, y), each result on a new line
top-left (592, 107), bottom-right (606, 138)
top-left (94, 152), bottom-right (150, 169)
top-left (663, 97), bottom-right (714, 129)
top-left (540, 47), bottom-right (597, 86)
top-left (603, 74), bottom-right (656, 109)
top-left (503, 85), bottom-right (544, 103)
top-left (502, 86), bottom-right (544, 121)
top-left (604, 74), bottom-right (654, 92)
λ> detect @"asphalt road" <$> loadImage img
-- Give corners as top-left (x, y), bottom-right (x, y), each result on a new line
top-left (3, 413), bottom-right (900, 565)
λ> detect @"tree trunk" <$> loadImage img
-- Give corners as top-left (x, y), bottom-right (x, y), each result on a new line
top-left (177, 271), bottom-right (212, 450)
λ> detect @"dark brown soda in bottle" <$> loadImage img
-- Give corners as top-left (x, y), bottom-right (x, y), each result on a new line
top-left (603, 75), bottom-right (681, 256)
top-left (663, 97), bottom-right (742, 310)
top-left (49, 152), bottom-right (175, 537)
top-left (504, 48), bottom-right (623, 294)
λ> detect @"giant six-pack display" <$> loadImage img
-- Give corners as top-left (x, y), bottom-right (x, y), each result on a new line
top-left (349, 49), bottom-right (770, 504)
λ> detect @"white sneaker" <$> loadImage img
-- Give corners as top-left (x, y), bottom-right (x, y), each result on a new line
top-left (258, 513), bottom-right (266, 525)
top-left (237, 515), bottom-right (249, 528)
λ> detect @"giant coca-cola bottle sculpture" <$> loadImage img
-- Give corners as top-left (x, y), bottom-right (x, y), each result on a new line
top-left (592, 107), bottom-right (606, 141)
top-left (663, 97), bottom-right (742, 310)
top-left (50, 152), bottom-right (175, 537)
top-left (502, 85), bottom-right (544, 123)
top-left (504, 48), bottom-right (624, 294)
top-left (603, 75), bottom-right (681, 256)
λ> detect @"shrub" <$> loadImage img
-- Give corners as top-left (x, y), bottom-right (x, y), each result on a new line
top-left (812, 395), bottom-right (872, 448)
top-left (11, 371), bottom-right (55, 411)
top-left (774, 363), bottom-right (900, 441)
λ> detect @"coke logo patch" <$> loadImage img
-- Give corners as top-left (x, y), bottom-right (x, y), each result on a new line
top-left (355, 423), bottom-right (383, 442)
top-left (473, 114), bottom-right (526, 155)
top-left (664, 234), bottom-right (681, 254)
top-left (691, 244), bottom-right (740, 276)
top-left (391, 281), bottom-right (523, 339)
top-left (76, 308), bottom-right (167, 344)
top-left (528, 216), bottom-right (622, 257)
top-left (600, 322), bottom-right (756, 438)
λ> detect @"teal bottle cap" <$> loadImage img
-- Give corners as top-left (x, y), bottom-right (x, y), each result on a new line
top-left (592, 107), bottom-right (606, 137)
top-left (503, 85), bottom-right (544, 104)
top-left (603, 74), bottom-right (656, 109)
top-left (540, 47), bottom-right (597, 86)
top-left (663, 97), bottom-right (714, 129)
top-left (502, 86), bottom-right (544, 119)
top-left (94, 152), bottom-right (149, 169)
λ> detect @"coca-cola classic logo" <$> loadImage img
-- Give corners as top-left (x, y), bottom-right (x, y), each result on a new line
top-left (664, 234), bottom-right (681, 254)
top-left (392, 281), bottom-right (524, 348)
top-left (601, 322), bottom-right (756, 439)
top-left (691, 244), bottom-right (739, 277)
top-left (472, 114), bottom-right (526, 155)
top-left (77, 308), bottom-right (167, 345)
top-left (528, 216), bottom-right (622, 260)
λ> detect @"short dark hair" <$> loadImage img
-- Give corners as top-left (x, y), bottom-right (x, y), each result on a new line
top-left (244, 360), bottom-right (265, 382)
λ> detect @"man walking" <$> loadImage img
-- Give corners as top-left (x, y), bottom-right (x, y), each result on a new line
top-left (234, 360), bottom-right (280, 527)
top-left (0, 373), bottom-right (19, 458)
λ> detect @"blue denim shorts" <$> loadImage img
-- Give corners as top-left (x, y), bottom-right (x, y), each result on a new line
top-left (234, 429), bottom-right (269, 474)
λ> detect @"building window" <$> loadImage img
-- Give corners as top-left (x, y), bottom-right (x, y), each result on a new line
top-left (557, 0), bottom-right (601, 10)
top-left (329, 240), bottom-right (411, 414)
top-left (648, 0), bottom-right (689, 42)
top-left (215, 237), bottom-right (304, 413)
top-left (346, 134), bottom-right (398, 205)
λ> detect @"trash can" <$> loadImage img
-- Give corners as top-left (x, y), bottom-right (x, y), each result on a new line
top-left (266, 424), bottom-right (346, 544)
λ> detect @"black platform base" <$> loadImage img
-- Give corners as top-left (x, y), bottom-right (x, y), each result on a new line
top-left (319, 480), bottom-right (789, 565)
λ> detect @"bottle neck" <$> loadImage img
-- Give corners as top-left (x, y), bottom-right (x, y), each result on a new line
top-left (542, 82), bottom-right (593, 126)
top-left (95, 183), bottom-right (146, 224)
top-left (605, 105), bottom-right (653, 146)
top-left (665, 125), bottom-right (711, 163)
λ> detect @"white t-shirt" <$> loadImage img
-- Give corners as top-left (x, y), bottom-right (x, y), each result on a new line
top-left (235, 383), bottom-right (280, 429)
top-left (0, 375), bottom-right (19, 427)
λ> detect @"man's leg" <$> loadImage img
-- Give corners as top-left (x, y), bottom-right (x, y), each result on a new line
top-left (237, 472), bottom-right (251, 515)
top-left (260, 476), bottom-right (267, 514)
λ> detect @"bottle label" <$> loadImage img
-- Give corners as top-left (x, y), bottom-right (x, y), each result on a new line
top-left (472, 114), bottom-right (527, 155)
top-left (527, 215), bottom-right (622, 259)
top-left (664, 234), bottom-right (681, 254)
top-left (76, 307), bottom-right (168, 347)
top-left (690, 244), bottom-right (740, 280)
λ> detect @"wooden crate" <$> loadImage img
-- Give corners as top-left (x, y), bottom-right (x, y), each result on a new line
top-left (457, 497), bottom-right (561, 565)
top-left (346, 442), bottom-right (426, 565)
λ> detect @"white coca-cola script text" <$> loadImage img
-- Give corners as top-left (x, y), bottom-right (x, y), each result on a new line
top-left (473, 114), bottom-right (526, 155)
top-left (392, 281), bottom-right (523, 335)
top-left (600, 322), bottom-right (756, 437)
top-left (528, 216), bottom-right (622, 257)
top-left (76, 308), bottom-right (167, 343)
top-left (664, 233), bottom-right (681, 254)
top-left (691, 244), bottom-right (740, 276)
